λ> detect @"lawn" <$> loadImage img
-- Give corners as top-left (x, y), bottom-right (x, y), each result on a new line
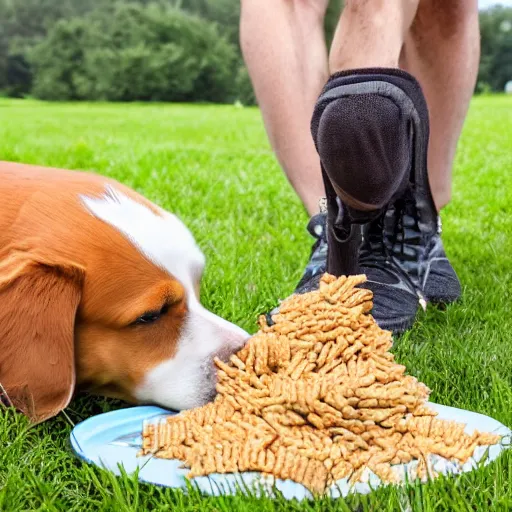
top-left (0, 95), bottom-right (511, 511)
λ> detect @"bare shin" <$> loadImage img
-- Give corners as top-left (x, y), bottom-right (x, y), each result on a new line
top-left (240, 0), bottom-right (330, 215)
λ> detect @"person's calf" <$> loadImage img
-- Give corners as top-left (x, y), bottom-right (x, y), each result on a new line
top-left (240, 0), bottom-right (329, 216)
top-left (400, 0), bottom-right (480, 210)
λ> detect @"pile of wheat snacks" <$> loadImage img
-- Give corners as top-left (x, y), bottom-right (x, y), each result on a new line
top-left (140, 274), bottom-right (501, 494)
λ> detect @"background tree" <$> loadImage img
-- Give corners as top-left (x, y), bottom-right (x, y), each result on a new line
top-left (0, 0), bottom-right (510, 102)
top-left (30, 3), bottom-right (238, 102)
top-left (478, 6), bottom-right (512, 93)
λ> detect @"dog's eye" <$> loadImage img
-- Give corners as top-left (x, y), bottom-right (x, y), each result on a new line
top-left (134, 304), bottom-right (170, 326)
top-left (135, 312), bottom-right (160, 325)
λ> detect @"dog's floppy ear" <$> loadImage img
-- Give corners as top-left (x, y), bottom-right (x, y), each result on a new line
top-left (0, 250), bottom-right (83, 423)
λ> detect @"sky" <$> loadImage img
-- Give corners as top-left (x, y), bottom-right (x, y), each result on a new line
top-left (479, 0), bottom-right (512, 8)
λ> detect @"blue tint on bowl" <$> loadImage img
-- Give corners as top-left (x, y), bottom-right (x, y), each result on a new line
top-left (70, 403), bottom-right (511, 500)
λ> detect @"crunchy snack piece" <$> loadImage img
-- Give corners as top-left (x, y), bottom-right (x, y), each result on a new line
top-left (140, 274), bottom-right (502, 494)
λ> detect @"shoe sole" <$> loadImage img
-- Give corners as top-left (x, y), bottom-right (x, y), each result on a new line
top-left (421, 255), bottom-right (461, 304)
top-left (375, 314), bottom-right (416, 334)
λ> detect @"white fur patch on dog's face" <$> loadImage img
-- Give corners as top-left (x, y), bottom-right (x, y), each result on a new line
top-left (82, 185), bottom-right (205, 292)
top-left (134, 307), bottom-right (249, 409)
top-left (81, 185), bottom-right (248, 410)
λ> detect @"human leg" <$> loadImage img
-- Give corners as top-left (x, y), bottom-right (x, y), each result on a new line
top-left (239, 0), bottom-right (330, 216)
top-left (400, 0), bottom-right (480, 210)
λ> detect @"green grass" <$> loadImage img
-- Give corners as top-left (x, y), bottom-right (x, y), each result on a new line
top-left (0, 95), bottom-right (511, 511)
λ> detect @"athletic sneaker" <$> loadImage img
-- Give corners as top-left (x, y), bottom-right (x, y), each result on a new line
top-left (291, 195), bottom-right (461, 328)
top-left (268, 68), bottom-right (460, 332)
top-left (307, 68), bottom-right (438, 332)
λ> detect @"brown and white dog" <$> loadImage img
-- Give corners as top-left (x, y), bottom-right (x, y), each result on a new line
top-left (0, 161), bottom-right (249, 423)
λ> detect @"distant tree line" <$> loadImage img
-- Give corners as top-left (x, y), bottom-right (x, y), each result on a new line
top-left (0, 0), bottom-right (510, 103)
top-left (477, 5), bottom-right (512, 93)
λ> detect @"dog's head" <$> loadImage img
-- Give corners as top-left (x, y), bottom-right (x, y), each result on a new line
top-left (0, 181), bottom-right (248, 423)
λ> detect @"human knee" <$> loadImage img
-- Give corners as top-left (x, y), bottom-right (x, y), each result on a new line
top-left (342, 0), bottom-right (377, 17)
top-left (241, 0), bottom-right (328, 14)
top-left (343, 0), bottom-right (417, 14)
top-left (415, 0), bottom-right (479, 35)
top-left (341, 0), bottom-right (420, 35)
top-left (278, 0), bottom-right (330, 18)
top-left (292, 0), bottom-right (330, 19)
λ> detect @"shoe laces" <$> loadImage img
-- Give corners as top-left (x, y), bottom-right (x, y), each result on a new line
top-left (384, 192), bottom-right (429, 308)
top-left (359, 215), bottom-right (388, 267)
top-left (385, 189), bottom-right (423, 264)
top-left (359, 212), bottom-right (425, 310)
